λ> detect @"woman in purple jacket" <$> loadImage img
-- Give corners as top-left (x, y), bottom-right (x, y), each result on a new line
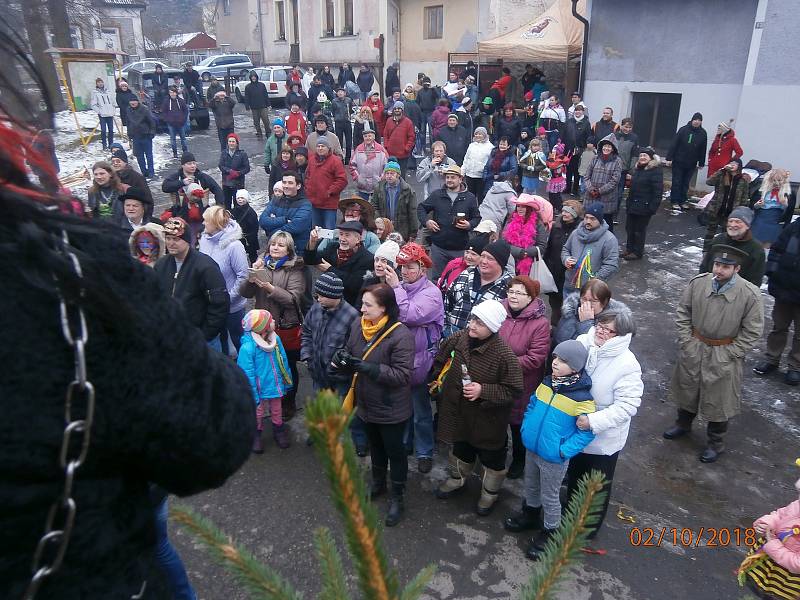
top-left (386, 242), bottom-right (444, 474)
top-left (499, 276), bottom-right (551, 479)
top-left (160, 86), bottom-right (189, 158)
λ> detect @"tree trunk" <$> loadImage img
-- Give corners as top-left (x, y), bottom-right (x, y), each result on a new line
top-left (47, 0), bottom-right (74, 49)
top-left (21, 0), bottom-right (66, 112)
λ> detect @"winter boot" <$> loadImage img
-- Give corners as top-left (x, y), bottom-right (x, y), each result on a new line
top-left (507, 426), bottom-right (525, 479)
top-left (370, 467), bottom-right (388, 499)
top-left (272, 423), bottom-right (291, 449)
top-left (504, 502), bottom-right (543, 533)
top-left (385, 482), bottom-right (405, 527)
top-left (663, 409), bottom-right (696, 439)
top-left (436, 453), bottom-right (474, 499)
top-left (700, 421), bottom-right (728, 463)
top-left (476, 467), bottom-right (507, 516)
top-left (252, 429), bottom-right (264, 454)
top-left (525, 527), bottom-right (558, 561)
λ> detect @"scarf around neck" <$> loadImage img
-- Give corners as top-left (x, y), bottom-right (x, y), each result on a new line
top-left (336, 243), bottom-right (360, 265)
top-left (552, 372), bottom-right (581, 388)
top-left (490, 148), bottom-right (508, 174)
top-left (361, 314), bottom-right (389, 341)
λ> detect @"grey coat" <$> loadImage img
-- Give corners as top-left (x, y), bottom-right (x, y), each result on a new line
top-left (561, 222), bottom-right (619, 289)
top-left (584, 137), bottom-right (623, 213)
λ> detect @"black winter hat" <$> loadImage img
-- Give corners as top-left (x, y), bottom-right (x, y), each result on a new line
top-left (110, 147), bottom-right (129, 163)
top-left (181, 152), bottom-right (197, 165)
top-left (467, 234), bottom-right (489, 255)
top-left (483, 240), bottom-right (511, 268)
top-left (691, 112), bottom-right (703, 122)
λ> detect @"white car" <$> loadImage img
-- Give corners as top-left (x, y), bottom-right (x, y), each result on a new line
top-left (234, 66), bottom-right (303, 108)
top-left (120, 60), bottom-right (168, 79)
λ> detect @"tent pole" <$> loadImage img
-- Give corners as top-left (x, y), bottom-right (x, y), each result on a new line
top-left (572, 0), bottom-right (589, 94)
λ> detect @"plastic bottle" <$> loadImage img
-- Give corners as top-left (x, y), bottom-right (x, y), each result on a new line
top-left (461, 364), bottom-right (471, 387)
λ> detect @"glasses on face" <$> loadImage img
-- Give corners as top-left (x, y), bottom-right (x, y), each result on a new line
top-left (596, 322), bottom-right (617, 335)
top-left (507, 290), bottom-right (530, 297)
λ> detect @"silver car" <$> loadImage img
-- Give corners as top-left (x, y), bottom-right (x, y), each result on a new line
top-left (234, 66), bottom-right (303, 108)
top-left (196, 54), bottom-right (254, 81)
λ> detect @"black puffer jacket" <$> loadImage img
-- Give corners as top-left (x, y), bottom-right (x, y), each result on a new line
top-left (126, 105), bottom-right (156, 138)
top-left (493, 115), bottom-right (522, 146)
top-left (162, 167), bottom-right (224, 205)
top-left (435, 125), bottom-right (471, 166)
top-left (416, 186), bottom-right (481, 251)
top-left (767, 219), bottom-right (800, 304)
top-left (1, 211), bottom-right (253, 599)
top-left (154, 248), bottom-right (230, 340)
top-left (244, 76), bottom-right (270, 110)
top-left (562, 117), bottom-right (592, 153)
top-left (627, 157), bottom-right (664, 216)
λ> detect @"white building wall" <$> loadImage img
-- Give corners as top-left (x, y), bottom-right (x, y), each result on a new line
top-left (583, 80), bottom-right (744, 189)
top-left (736, 85), bottom-right (800, 176)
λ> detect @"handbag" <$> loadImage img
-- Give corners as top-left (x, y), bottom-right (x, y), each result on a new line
top-left (276, 295), bottom-right (303, 351)
top-left (529, 247), bottom-right (558, 294)
top-left (342, 322), bottom-right (402, 414)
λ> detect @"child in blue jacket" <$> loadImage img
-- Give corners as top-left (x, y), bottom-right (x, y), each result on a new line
top-left (506, 339), bottom-right (596, 561)
top-left (238, 309), bottom-right (293, 453)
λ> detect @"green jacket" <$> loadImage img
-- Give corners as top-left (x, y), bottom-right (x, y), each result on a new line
top-left (264, 132), bottom-right (288, 168)
top-left (369, 179), bottom-right (419, 242)
top-left (705, 169), bottom-right (750, 218)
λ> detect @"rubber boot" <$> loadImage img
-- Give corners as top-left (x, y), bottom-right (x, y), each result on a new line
top-left (525, 527), bottom-right (558, 560)
top-left (252, 429), bottom-right (264, 454)
top-left (700, 421), bottom-right (728, 463)
top-left (504, 502), bottom-right (543, 533)
top-left (507, 425), bottom-right (525, 479)
top-left (370, 467), bottom-right (387, 499)
top-left (436, 453), bottom-right (474, 499)
top-left (272, 423), bottom-right (290, 449)
top-left (663, 409), bottom-right (696, 439)
top-left (476, 467), bottom-right (507, 516)
top-left (385, 482), bottom-right (405, 527)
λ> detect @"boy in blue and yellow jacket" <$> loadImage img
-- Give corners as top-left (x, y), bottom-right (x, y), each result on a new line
top-left (506, 339), bottom-right (595, 561)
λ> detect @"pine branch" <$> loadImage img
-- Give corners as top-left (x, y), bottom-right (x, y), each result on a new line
top-left (399, 564), bottom-right (437, 600)
top-left (520, 470), bottom-right (608, 600)
top-left (170, 503), bottom-right (303, 600)
top-left (313, 527), bottom-right (350, 600)
top-left (305, 391), bottom-right (399, 600)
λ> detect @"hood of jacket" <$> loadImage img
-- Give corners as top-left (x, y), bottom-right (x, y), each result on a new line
top-left (561, 294), bottom-right (628, 319)
top-left (129, 223), bottom-right (166, 261)
top-left (638, 155), bottom-right (662, 170)
top-left (584, 329), bottom-right (633, 369)
top-left (488, 180), bottom-right (515, 195)
top-left (201, 220), bottom-right (243, 250)
top-left (599, 134), bottom-right (619, 154)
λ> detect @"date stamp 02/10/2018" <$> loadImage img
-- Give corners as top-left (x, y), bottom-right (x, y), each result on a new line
top-left (628, 527), bottom-right (758, 548)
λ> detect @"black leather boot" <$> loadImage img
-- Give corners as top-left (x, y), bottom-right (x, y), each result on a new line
top-left (504, 502), bottom-right (542, 533)
top-left (385, 482), bottom-right (405, 527)
top-left (370, 467), bottom-right (387, 499)
top-left (663, 409), bottom-right (696, 439)
top-left (700, 421), bottom-right (728, 463)
top-left (525, 527), bottom-right (558, 560)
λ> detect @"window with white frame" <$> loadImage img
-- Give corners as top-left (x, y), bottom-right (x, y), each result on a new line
top-left (424, 5), bottom-right (443, 40)
top-left (275, 1), bottom-right (286, 40)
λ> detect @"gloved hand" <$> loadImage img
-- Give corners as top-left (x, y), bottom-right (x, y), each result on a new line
top-left (590, 188), bottom-right (600, 198)
top-left (227, 169), bottom-right (240, 180)
top-left (355, 361), bottom-right (380, 379)
top-left (330, 349), bottom-right (355, 371)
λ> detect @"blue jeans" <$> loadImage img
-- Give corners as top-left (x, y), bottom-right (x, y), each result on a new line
top-left (312, 207), bottom-right (338, 229)
top-left (99, 116), bottom-right (114, 148)
top-left (155, 499), bottom-right (197, 600)
top-left (132, 135), bottom-right (154, 177)
top-left (168, 124), bottom-right (188, 155)
top-left (670, 164), bottom-right (694, 205)
top-left (220, 309), bottom-right (245, 356)
top-left (404, 383), bottom-right (434, 458)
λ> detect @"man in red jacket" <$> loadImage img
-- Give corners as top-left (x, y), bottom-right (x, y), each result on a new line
top-left (305, 136), bottom-right (347, 229)
top-left (382, 101), bottom-right (416, 178)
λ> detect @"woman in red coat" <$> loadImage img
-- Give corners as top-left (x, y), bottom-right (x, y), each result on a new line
top-left (305, 137), bottom-right (347, 229)
top-left (364, 91), bottom-right (386, 138)
top-left (499, 276), bottom-right (550, 479)
top-left (707, 122), bottom-right (743, 177)
top-left (382, 103), bottom-right (416, 173)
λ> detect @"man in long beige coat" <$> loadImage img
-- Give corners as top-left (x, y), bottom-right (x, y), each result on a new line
top-left (663, 245), bottom-right (764, 463)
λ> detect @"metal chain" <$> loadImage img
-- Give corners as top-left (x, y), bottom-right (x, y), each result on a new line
top-left (23, 231), bottom-right (96, 600)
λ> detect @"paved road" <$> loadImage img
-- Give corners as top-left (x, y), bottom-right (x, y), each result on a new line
top-left (142, 104), bottom-right (799, 600)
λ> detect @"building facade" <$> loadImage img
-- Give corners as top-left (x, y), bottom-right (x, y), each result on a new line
top-left (583, 0), bottom-right (799, 179)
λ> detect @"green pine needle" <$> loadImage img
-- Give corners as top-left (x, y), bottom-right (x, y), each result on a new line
top-left (170, 503), bottom-right (303, 600)
top-left (399, 564), bottom-right (437, 600)
top-left (520, 470), bottom-right (608, 600)
top-left (313, 528), bottom-right (350, 600)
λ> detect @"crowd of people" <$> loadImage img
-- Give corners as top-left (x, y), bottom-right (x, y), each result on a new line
top-left (8, 54), bottom-right (800, 600)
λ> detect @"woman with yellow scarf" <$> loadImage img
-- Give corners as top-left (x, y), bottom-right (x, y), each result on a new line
top-left (334, 282), bottom-right (414, 527)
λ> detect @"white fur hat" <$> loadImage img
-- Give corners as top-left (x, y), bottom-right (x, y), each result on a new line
top-left (471, 299), bottom-right (507, 333)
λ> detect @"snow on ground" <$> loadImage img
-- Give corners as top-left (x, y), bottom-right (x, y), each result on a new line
top-left (53, 110), bottom-right (173, 193)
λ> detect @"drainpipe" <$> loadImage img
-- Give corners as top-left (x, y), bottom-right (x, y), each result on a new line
top-left (256, 0), bottom-right (265, 64)
top-left (572, 0), bottom-right (589, 94)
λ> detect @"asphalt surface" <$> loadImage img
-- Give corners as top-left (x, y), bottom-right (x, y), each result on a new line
top-left (140, 103), bottom-right (800, 600)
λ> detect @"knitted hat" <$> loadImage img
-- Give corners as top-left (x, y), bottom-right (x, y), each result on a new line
top-left (110, 147), bottom-right (129, 163)
top-left (471, 299), bottom-right (507, 333)
top-left (467, 235), bottom-right (489, 255)
top-left (397, 242), bottom-right (432, 268)
top-left (391, 100), bottom-right (405, 111)
top-left (537, 126), bottom-right (546, 135)
top-left (236, 189), bottom-right (250, 202)
top-left (374, 240), bottom-right (400, 266)
top-left (447, 113), bottom-right (459, 120)
top-left (180, 152), bottom-right (196, 165)
top-left (718, 121), bottom-right (731, 132)
top-left (692, 112), bottom-right (703, 122)
top-left (242, 309), bottom-right (274, 333)
top-left (294, 146), bottom-right (309, 157)
top-left (163, 217), bottom-right (192, 243)
top-left (384, 161), bottom-right (401, 174)
top-left (585, 202), bottom-right (604, 221)
top-left (483, 240), bottom-right (511, 268)
top-left (273, 117), bottom-right (285, 127)
top-left (728, 206), bottom-right (754, 227)
top-left (315, 135), bottom-right (332, 148)
top-left (474, 126), bottom-right (488, 138)
top-left (640, 146), bottom-right (656, 159)
top-left (552, 340), bottom-right (589, 372)
top-left (314, 272), bottom-right (344, 299)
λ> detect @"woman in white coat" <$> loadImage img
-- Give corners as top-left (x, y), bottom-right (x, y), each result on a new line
top-left (571, 306), bottom-right (643, 538)
top-left (461, 127), bottom-right (494, 201)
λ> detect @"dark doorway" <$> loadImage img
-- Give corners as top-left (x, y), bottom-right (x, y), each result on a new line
top-left (631, 92), bottom-right (681, 155)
